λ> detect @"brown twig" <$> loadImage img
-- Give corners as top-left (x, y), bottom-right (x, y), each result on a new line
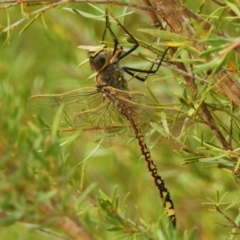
top-left (141, 0), bottom-right (163, 28)
top-left (214, 205), bottom-right (240, 229)
top-left (0, 0), bottom-right (156, 11)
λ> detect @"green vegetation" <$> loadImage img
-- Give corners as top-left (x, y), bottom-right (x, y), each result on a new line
top-left (1, 1), bottom-right (240, 239)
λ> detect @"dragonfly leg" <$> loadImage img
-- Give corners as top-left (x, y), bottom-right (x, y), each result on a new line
top-left (122, 47), bottom-right (169, 82)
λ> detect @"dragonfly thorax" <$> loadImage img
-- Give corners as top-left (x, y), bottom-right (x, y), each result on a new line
top-left (88, 45), bottom-right (129, 91)
top-left (96, 60), bottom-right (129, 91)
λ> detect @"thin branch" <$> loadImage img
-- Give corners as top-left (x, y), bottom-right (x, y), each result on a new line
top-left (212, 0), bottom-right (225, 7)
top-left (141, 0), bottom-right (163, 28)
top-left (0, 1), bottom-right (64, 35)
top-left (214, 205), bottom-right (240, 229)
top-left (0, 0), bottom-right (158, 12)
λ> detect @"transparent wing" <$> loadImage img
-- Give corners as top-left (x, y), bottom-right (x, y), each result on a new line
top-left (26, 87), bottom-right (102, 129)
top-left (26, 86), bottom-right (158, 146)
top-left (74, 100), bottom-right (130, 146)
top-left (103, 86), bottom-right (157, 131)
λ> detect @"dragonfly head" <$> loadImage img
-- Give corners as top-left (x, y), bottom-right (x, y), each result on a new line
top-left (88, 45), bottom-right (113, 72)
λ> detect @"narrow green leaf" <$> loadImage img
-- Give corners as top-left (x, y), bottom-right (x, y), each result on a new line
top-left (64, 8), bottom-right (105, 21)
top-left (87, 3), bottom-right (105, 14)
top-left (226, 1), bottom-right (240, 17)
top-left (198, 155), bottom-right (231, 164)
top-left (145, 83), bottom-right (159, 104)
top-left (199, 46), bottom-right (224, 57)
top-left (51, 104), bottom-right (64, 137)
top-left (138, 28), bottom-right (186, 42)
top-left (3, 10), bottom-right (11, 46)
top-left (19, 14), bottom-right (39, 35)
top-left (37, 189), bottom-right (57, 202)
top-left (182, 157), bottom-right (201, 165)
top-left (150, 122), bottom-right (166, 137)
top-left (201, 38), bottom-right (232, 46)
top-left (78, 58), bottom-right (89, 68)
top-left (75, 182), bottom-right (97, 206)
top-left (234, 209), bottom-right (240, 225)
top-left (161, 112), bottom-right (170, 135)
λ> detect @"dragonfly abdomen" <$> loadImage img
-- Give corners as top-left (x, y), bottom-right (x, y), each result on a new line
top-left (128, 117), bottom-right (177, 228)
top-left (102, 88), bottom-right (177, 226)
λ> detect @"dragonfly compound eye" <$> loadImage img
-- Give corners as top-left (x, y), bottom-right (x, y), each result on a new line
top-left (89, 51), bottom-right (108, 72)
top-left (87, 45), bottom-right (114, 72)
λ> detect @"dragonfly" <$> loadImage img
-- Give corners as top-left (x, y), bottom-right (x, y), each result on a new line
top-left (26, 13), bottom-right (176, 228)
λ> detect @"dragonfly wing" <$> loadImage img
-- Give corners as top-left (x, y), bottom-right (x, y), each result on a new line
top-left (26, 87), bottom-right (103, 129)
top-left (129, 93), bottom-right (157, 131)
top-left (74, 100), bottom-right (130, 146)
top-left (103, 87), bottom-right (157, 132)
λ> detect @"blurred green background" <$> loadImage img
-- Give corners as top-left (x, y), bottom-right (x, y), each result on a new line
top-left (0, 1), bottom-right (239, 239)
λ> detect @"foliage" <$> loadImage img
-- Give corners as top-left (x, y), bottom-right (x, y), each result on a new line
top-left (1, 0), bottom-right (240, 239)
